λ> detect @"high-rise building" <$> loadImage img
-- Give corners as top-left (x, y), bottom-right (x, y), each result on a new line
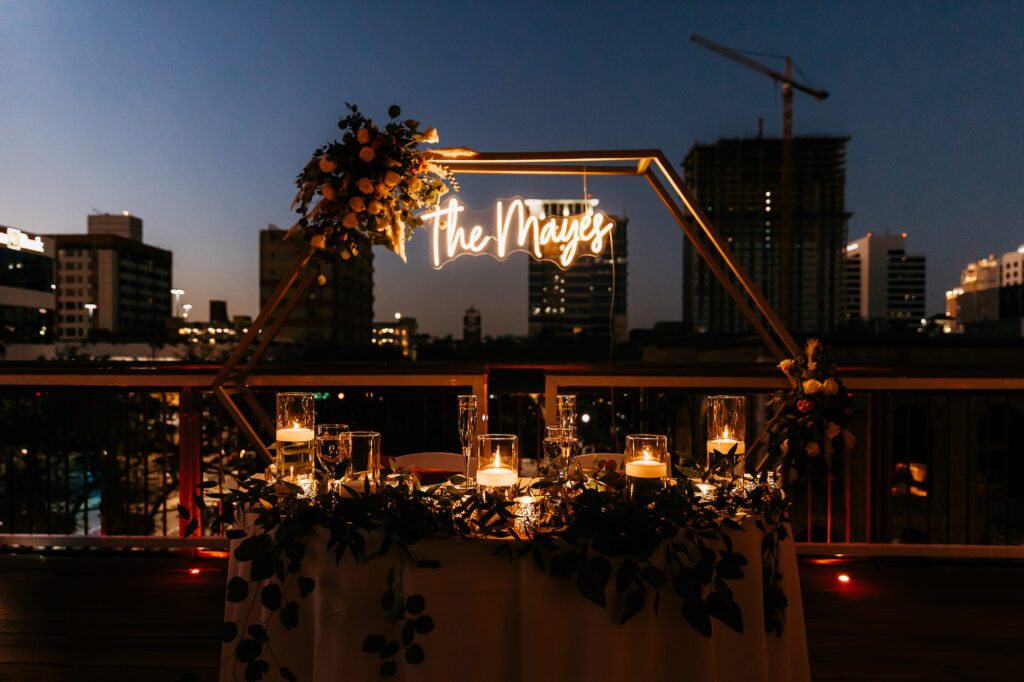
top-left (527, 199), bottom-right (628, 343)
top-left (463, 305), bottom-right (481, 345)
top-left (841, 233), bottom-right (926, 322)
top-left (259, 226), bottom-right (373, 346)
top-left (210, 300), bottom-right (228, 323)
top-left (949, 246), bottom-right (1024, 335)
top-left (53, 213), bottom-right (172, 342)
top-left (372, 314), bottom-right (418, 359)
top-left (0, 225), bottom-right (56, 344)
top-left (681, 136), bottom-right (850, 336)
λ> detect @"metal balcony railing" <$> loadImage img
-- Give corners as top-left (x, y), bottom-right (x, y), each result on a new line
top-left (0, 362), bottom-right (1021, 556)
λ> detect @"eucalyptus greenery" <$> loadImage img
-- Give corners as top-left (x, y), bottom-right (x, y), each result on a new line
top-left (191, 452), bottom-right (789, 681)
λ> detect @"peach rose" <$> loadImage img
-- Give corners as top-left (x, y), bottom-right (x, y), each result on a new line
top-left (359, 146), bottom-right (375, 163)
top-left (342, 212), bottom-right (359, 228)
top-left (310, 235), bottom-right (326, 250)
top-left (421, 127), bottom-right (439, 144)
top-left (822, 377), bottom-right (839, 395)
top-left (383, 170), bottom-right (401, 187)
top-left (357, 177), bottom-right (374, 194)
top-left (318, 156), bottom-right (337, 173)
top-left (778, 358), bottom-right (794, 374)
top-left (356, 128), bottom-right (372, 144)
top-left (348, 196), bottom-right (366, 212)
top-left (407, 176), bottom-right (423, 192)
top-left (367, 200), bottom-right (382, 215)
top-left (802, 379), bottom-right (823, 394)
top-left (374, 183), bottom-right (387, 198)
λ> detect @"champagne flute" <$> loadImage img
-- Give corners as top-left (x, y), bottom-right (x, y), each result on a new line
top-left (457, 395), bottom-right (477, 485)
top-left (555, 394), bottom-right (578, 493)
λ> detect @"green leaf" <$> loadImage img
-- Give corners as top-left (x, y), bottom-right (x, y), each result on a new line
top-left (226, 529), bottom-right (246, 540)
top-left (193, 493), bottom-right (207, 512)
top-left (414, 615), bottom-right (434, 634)
top-left (619, 588), bottom-right (645, 624)
top-left (198, 480), bottom-right (218, 489)
top-left (280, 601), bottom-right (299, 629)
top-left (379, 661), bottom-right (397, 677)
top-left (177, 504), bottom-right (190, 521)
top-left (405, 643), bottom-right (426, 665)
top-left (280, 667), bottom-right (298, 682)
top-left (381, 640), bottom-right (400, 659)
top-left (362, 634), bottom-right (386, 653)
top-left (388, 105), bottom-right (401, 118)
top-left (707, 592), bottom-right (744, 633)
top-left (415, 558), bottom-right (441, 569)
top-left (235, 534), bottom-right (273, 562)
top-left (401, 620), bottom-right (416, 646)
top-left (298, 576), bottom-right (315, 597)
top-left (244, 660), bottom-right (264, 681)
top-left (235, 638), bottom-right (262, 662)
top-left (250, 553), bottom-right (275, 582)
top-left (221, 621), bottom-right (238, 643)
top-left (575, 556), bottom-right (611, 608)
top-left (681, 599), bottom-right (712, 638)
top-left (247, 624), bottom-right (269, 643)
top-left (640, 565), bottom-right (667, 589)
top-left (715, 558), bottom-right (744, 581)
top-left (260, 583), bottom-right (282, 611)
top-left (405, 594), bottom-right (425, 615)
top-left (183, 518), bottom-right (198, 538)
top-left (226, 577), bottom-right (249, 603)
top-left (380, 588), bottom-right (395, 610)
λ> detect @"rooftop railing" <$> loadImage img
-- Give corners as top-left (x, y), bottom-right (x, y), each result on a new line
top-left (0, 362), bottom-right (1021, 556)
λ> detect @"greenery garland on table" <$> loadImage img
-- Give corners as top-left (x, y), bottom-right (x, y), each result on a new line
top-left (190, 454), bottom-right (790, 682)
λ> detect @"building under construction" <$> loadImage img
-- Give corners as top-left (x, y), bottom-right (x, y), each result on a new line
top-left (681, 135), bottom-right (851, 336)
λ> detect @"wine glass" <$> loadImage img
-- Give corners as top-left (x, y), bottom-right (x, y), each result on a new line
top-left (457, 395), bottom-right (477, 484)
top-left (316, 424), bottom-right (350, 490)
top-left (555, 393), bottom-right (577, 455)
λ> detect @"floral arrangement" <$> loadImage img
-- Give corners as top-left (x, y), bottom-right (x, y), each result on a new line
top-left (288, 104), bottom-right (457, 263)
top-left (764, 339), bottom-right (855, 485)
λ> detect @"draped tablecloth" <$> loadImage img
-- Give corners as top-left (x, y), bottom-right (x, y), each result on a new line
top-left (221, 521), bottom-right (809, 682)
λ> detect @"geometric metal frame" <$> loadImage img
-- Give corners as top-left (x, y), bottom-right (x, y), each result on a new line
top-left (211, 149), bottom-right (800, 464)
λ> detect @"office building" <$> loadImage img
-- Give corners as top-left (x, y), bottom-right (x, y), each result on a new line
top-left (259, 226), bottom-right (373, 346)
top-left (463, 306), bottom-right (481, 345)
top-left (681, 136), bottom-right (850, 335)
top-left (949, 246), bottom-right (1024, 335)
top-left (527, 199), bottom-right (628, 343)
top-left (372, 314), bottom-right (418, 359)
top-left (841, 233), bottom-right (926, 322)
top-left (53, 213), bottom-right (172, 342)
top-left (0, 225), bottom-right (56, 344)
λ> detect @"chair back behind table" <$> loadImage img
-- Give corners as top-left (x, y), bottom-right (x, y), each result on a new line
top-left (574, 452), bottom-right (624, 472)
top-left (392, 452), bottom-right (472, 484)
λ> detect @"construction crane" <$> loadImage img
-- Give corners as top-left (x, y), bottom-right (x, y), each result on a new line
top-left (690, 33), bottom-right (828, 332)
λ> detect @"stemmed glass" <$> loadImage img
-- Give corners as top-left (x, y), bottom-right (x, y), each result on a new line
top-left (457, 395), bottom-right (477, 485)
top-left (315, 424), bottom-right (351, 491)
top-left (555, 394), bottom-right (578, 489)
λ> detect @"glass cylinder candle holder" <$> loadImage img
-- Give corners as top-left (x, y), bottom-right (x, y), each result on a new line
top-left (276, 392), bottom-right (315, 489)
top-left (348, 431), bottom-right (381, 487)
top-left (476, 434), bottom-right (519, 498)
top-left (624, 434), bottom-right (668, 500)
top-left (706, 395), bottom-right (747, 477)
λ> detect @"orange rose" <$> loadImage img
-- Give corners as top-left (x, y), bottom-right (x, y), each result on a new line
top-left (359, 146), bottom-right (375, 163)
top-left (407, 176), bottom-right (423, 192)
top-left (310, 235), bottom-right (326, 250)
top-left (342, 212), bottom-right (359, 228)
top-left (357, 177), bottom-right (374, 194)
top-left (320, 184), bottom-right (335, 201)
top-left (348, 196), bottom-right (366, 212)
top-left (383, 170), bottom-right (401, 187)
top-left (367, 200), bottom-right (382, 215)
top-left (318, 156), bottom-right (337, 173)
top-left (356, 128), bottom-right (372, 144)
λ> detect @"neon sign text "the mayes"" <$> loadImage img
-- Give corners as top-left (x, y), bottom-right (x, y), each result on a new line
top-left (421, 198), bottom-right (615, 269)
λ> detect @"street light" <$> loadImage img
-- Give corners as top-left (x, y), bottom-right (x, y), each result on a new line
top-left (83, 303), bottom-right (97, 318)
top-left (182, 303), bottom-right (192, 319)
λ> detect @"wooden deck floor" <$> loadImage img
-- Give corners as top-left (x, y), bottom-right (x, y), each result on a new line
top-left (0, 552), bottom-right (1021, 681)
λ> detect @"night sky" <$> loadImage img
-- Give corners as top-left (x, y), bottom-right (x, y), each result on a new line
top-left (2, 1), bottom-right (1021, 337)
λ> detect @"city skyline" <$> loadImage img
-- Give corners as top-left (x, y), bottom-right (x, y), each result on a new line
top-left (2, 2), bottom-right (1022, 337)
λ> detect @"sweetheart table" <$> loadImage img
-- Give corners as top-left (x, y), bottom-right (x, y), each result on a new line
top-left (220, 515), bottom-right (809, 682)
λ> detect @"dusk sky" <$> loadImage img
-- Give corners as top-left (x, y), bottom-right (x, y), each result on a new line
top-left (2, 1), bottom-right (1021, 337)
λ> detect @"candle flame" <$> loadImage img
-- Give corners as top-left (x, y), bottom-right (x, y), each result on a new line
top-left (723, 426), bottom-right (730, 439)
top-left (642, 447), bottom-right (652, 462)
top-left (492, 450), bottom-right (501, 469)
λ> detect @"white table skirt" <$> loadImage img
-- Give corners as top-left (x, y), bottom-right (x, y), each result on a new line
top-left (221, 522), bottom-right (809, 682)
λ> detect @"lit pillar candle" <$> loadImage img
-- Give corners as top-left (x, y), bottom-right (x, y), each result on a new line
top-left (477, 449), bottom-right (518, 488)
top-left (625, 449), bottom-right (667, 478)
top-left (276, 425), bottom-right (315, 442)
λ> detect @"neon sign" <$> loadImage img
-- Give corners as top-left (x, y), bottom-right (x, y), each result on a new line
top-left (420, 197), bottom-right (615, 270)
top-left (0, 227), bottom-right (44, 254)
